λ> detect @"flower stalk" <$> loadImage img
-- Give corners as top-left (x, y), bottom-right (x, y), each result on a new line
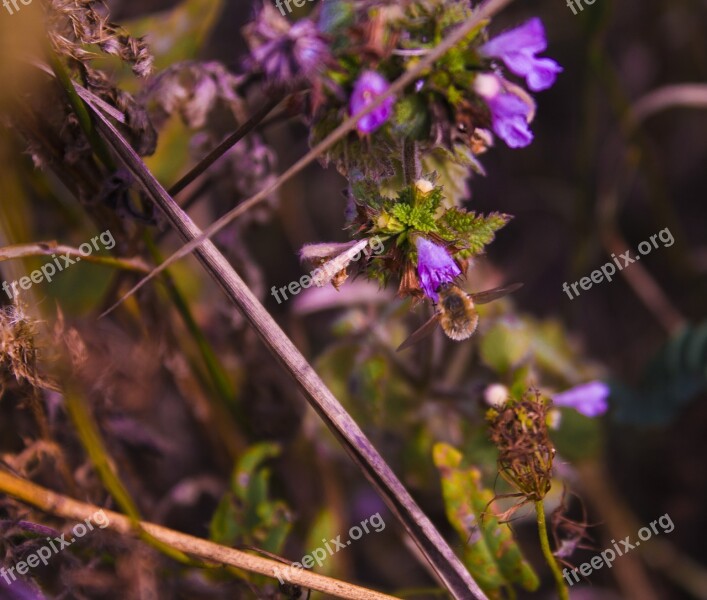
top-left (535, 500), bottom-right (569, 600)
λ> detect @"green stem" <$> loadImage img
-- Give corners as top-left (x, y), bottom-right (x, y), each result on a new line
top-left (535, 500), bottom-right (569, 600)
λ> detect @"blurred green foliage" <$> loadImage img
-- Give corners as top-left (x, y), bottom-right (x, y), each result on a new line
top-left (210, 442), bottom-right (292, 554)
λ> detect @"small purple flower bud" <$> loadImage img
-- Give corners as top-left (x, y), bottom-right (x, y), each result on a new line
top-left (475, 74), bottom-right (534, 148)
top-left (350, 71), bottom-right (394, 134)
top-left (553, 381), bottom-right (610, 418)
top-left (480, 18), bottom-right (562, 92)
top-left (415, 237), bottom-right (462, 302)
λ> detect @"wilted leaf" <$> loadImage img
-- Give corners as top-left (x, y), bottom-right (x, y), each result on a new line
top-left (433, 442), bottom-right (539, 597)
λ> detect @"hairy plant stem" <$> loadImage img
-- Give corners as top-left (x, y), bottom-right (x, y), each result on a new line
top-left (535, 500), bottom-right (569, 600)
top-left (402, 138), bottom-right (420, 185)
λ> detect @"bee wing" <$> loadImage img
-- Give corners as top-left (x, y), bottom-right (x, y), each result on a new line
top-left (397, 313), bottom-right (440, 351)
top-left (469, 282), bottom-right (523, 304)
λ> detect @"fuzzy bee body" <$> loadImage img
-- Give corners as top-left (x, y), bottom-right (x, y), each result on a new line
top-left (397, 282), bottom-right (523, 351)
top-left (437, 284), bottom-right (479, 341)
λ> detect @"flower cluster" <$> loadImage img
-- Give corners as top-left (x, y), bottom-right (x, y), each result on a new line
top-left (242, 3), bottom-right (560, 301)
top-left (476, 18), bottom-right (561, 147)
top-left (346, 177), bottom-right (510, 299)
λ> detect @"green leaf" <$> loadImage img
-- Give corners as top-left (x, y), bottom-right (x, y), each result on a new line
top-left (209, 494), bottom-right (243, 545)
top-left (232, 442), bottom-right (282, 499)
top-left (439, 209), bottom-right (511, 258)
top-left (433, 443), bottom-right (539, 596)
top-left (210, 442), bottom-right (292, 553)
top-left (383, 183), bottom-right (443, 234)
top-left (479, 321), bottom-right (531, 374)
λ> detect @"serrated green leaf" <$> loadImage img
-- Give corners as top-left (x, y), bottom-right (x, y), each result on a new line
top-left (439, 209), bottom-right (510, 258)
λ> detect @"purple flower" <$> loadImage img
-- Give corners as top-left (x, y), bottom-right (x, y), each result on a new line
top-left (245, 6), bottom-right (329, 86)
top-left (475, 74), bottom-right (534, 148)
top-left (415, 237), bottom-right (461, 302)
top-left (553, 381), bottom-right (610, 418)
top-left (350, 71), bottom-right (394, 134)
top-left (480, 18), bottom-right (562, 92)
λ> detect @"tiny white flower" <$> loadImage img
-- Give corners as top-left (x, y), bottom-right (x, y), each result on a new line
top-left (484, 383), bottom-right (509, 408)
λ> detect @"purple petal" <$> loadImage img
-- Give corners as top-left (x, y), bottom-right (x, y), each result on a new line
top-left (553, 381), bottom-right (610, 418)
top-left (480, 18), bottom-right (548, 57)
top-left (415, 237), bottom-right (461, 301)
top-left (480, 18), bottom-right (562, 92)
top-left (525, 57), bottom-right (563, 92)
top-left (487, 92), bottom-right (534, 148)
top-left (350, 71), bottom-right (394, 134)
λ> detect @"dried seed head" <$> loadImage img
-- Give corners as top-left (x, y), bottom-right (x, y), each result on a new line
top-left (0, 305), bottom-right (52, 391)
top-left (487, 389), bottom-right (555, 501)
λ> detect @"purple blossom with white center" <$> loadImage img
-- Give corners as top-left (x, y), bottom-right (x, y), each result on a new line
top-left (553, 381), bottom-right (610, 418)
top-left (480, 18), bottom-right (563, 92)
top-left (475, 74), bottom-right (534, 148)
top-left (350, 71), bottom-right (394, 134)
top-left (415, 237), bottom-right (462, 302)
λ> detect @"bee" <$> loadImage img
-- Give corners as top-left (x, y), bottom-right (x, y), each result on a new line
top-left (397, 282), bottom-right (523, 351)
